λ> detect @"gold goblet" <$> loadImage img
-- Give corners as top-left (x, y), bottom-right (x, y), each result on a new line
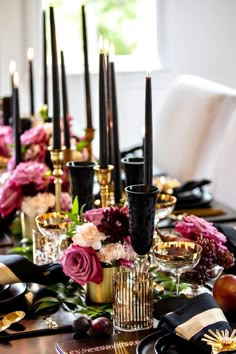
top-left (153, 241), bottom-right (202, 296)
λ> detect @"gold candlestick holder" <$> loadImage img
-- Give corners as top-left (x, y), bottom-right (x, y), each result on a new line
top-left (85, 127), bottom-right (95, 161)
top-left (94, 165), bottom-right (114, 207)
top-left (49, 147), bottom-right (65, 212)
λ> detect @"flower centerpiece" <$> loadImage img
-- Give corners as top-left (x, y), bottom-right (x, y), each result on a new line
top-left (174, 215), bottom-right (235, 285)
top-left (59, 206), bottom-right (136, 303)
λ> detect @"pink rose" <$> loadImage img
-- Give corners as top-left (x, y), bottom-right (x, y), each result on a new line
top-left (60, 244), bottom-right (103, 285)
top-left (83, 208), bottom-right (107, 226)
top-left (72, 222), bottom-right (106, 250)
top-left (175, 215), bottom-right (227, 247)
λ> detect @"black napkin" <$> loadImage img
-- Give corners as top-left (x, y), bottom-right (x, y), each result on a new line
top-left (157, 293), bottom-right (232, 354)
top-left (0, 255), bottom-right (68, 285)
top-left (173, 179), bottom-right (212, 209)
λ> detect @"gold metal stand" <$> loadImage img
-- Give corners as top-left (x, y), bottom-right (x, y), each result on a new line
top-left (85, 127), bottom-right (95, 161)
top-left (94, 164), bottom-right (114, 207)
top-left (49, 147), bottom-right (65, 212)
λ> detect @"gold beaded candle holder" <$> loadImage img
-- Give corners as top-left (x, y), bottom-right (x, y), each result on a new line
top-left (49, 147), bottom-right (65, 212)
top-left (85, 127), bottom-right (95, 161)
top-left (94, 164), bottom-right (114, 207)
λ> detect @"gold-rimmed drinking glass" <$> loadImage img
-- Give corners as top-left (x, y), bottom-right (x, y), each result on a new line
top-left (153, 241), bottom-right (202, 296)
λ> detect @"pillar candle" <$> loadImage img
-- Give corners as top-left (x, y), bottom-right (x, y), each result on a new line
top-left (43, 10), bottom-right (48, 106)
top-left (27, 48), bottom-right (35, 116)
top-left (49, 5), bottom-right (61, 150)
top-left (144, 73), bottom-right (153, 185)
top-left (81, 4), bottom-right (93, 129)
top-left (60, 50), bottom-right (71, 149)
top-left (109, 44), bottom-right (122, 203)
top-left (13, 72), bottom-right (21, 167)
top-left (98, 36), bottom-right (108, 169)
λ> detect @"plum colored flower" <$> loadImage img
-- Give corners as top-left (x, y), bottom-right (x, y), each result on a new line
top-left (175, 215), bottom-right (227, 247)
top-left (83, 208), bottom-right (106, 226)
top-left (60, 244), bottom-right (102, 285)
top-left (72, 222), bottom-right (106, 250)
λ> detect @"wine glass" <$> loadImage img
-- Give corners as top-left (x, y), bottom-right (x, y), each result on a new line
top-left (125, 184), bottom-right (159, 270)
top-left (153, 241), bottom-right (202, 295)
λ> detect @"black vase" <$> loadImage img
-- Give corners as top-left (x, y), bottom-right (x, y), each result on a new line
top-left (121, 157), bottom-right (144, 186)
top-left (125, 184), bottom-right (159, 255)
top-left (66, 161), bottom-right (95, 211)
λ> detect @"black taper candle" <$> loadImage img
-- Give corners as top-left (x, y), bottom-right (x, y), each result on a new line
top-left (144, 74), bottom-right (153, 185)
top-left (13, 72), bottom-right (21, 167)
top-left (99, 45), bottom-right (108, 169)
top-left (43, 10), bottom-right (48, 106)
top-left (110, 59), bottom-right (122, 203)
top-left (49, 5), bottom-right (61, 150)
top-left (27, 48), bottom-right (35, 116)
top-left (82, 4), bottom-right (93, 129)
top-left (60, 50), bottom-right (71, 149)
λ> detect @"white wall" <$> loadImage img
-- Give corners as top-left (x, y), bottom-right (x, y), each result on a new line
top-left (1, 0), bottom-right (236, 153)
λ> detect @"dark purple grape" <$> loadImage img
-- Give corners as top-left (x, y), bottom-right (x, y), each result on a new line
top-left (88, 317), bottom-right (113, 336)
top-left (72, 316), bottom-right (91, 334)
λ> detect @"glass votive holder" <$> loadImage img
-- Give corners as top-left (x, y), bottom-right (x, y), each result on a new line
top-left (113, 270), bottom-right (153, 332)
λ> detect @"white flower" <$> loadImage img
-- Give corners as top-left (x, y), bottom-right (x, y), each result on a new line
top-left (72, 222), bottom-right (106, 250)
top-left (21, 192), bottom-right (55, 217)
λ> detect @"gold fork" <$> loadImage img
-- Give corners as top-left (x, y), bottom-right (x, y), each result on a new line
top-left (114, 341), bottom-right (130, 354)
top-left (202, 329), bottom-right (236, 353)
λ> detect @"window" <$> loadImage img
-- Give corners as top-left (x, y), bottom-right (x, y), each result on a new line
top-left (42, 0), bottom-right (159, 73)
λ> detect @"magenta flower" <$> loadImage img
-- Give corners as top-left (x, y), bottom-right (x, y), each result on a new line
top-left (175, 215), bottom-right (227, 247)
top-left (0, 126), bottom-right (13, 157)
top-left (60, 244), bottom-right (103, 285)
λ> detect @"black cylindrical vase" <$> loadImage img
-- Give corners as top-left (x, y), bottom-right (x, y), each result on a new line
top-left (67, 161), bottom-right (95, 211)
top-left (121, 157), bottom-right (144, 186)
top-left (125, 184), bottom-right (159, 255)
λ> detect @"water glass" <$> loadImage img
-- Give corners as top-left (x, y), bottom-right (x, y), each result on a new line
top-left (113, 270), bottom-right (153, 331)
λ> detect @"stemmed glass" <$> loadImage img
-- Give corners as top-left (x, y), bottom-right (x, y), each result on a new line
top-left (125, 184), bottom-right (159, 270)
top-left (153, 241), bottom-right (202, 295)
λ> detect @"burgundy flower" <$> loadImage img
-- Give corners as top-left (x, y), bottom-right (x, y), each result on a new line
top-left (60, 244), bottom-right (103, 286)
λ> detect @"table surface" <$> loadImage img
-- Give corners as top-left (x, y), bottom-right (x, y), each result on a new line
top-left (0, 199), bottom-right (236, 354)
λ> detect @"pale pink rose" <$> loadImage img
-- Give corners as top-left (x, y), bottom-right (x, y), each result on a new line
top-left (72, 222), bottom-right (106, 250)
top-left (98, 243), bottom-right (126, 263)
top-left (175, 215), bottom-right (227, 247)
top-left (83, 208), bottom-right (107, 226)
top-left (60, 244), bottom-right (103, 285)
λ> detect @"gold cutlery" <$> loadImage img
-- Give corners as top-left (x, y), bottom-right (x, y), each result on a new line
top-left (114, 341), bottom-right (130, 354)
top-left (202, 328), bottom-right (236, 353)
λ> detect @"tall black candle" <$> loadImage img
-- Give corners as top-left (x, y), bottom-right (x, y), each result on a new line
top-left (81, 4), bottom-right (93, 129)
top-left (99, 37), bottom-right (108, 169)
top-left (60, 50), bottom-right (71, 149)
top-left (13, 72), bottom-right (21, 167)
top-left (43, 10), bottom-right (48, 106)
top-left (49, 5), bottom-right (61, 150)
top-left (9, 60), bottom-right (16, 95)
top-left (109, 44), bottom-right (122, 203)
top-left (27, 48), bottom-right (35, 116)
top-left (144, 73), bottom-right (153, 185)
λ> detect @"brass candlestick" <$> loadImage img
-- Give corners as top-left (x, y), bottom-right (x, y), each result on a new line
top-left (85, 127), bottom-right (95, 161)
top-left (94, 165), bottom-right (114, 207)
top-left (49, 147), bottom-right (65, 212)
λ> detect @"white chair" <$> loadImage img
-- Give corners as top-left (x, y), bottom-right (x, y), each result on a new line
top-left (153, 74), bottom-right (236, 182)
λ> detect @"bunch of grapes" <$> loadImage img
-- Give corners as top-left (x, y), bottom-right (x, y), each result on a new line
top-left (191, 236), bottom-right (235, 285)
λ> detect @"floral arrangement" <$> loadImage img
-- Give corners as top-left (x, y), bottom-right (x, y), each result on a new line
top-left (174, 215), bottom-right (235, 284)
top-left (60, 206), bottom-right (136, 286)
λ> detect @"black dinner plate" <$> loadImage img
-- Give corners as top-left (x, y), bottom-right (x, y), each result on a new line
top-left (0, 283), bottom-right (26, 304)
top-left (175, 190), bottom-right (213, 210)
top-left (137, 330), bottom-right (201, 354)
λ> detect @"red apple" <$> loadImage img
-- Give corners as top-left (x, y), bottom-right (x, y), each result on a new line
top-left (213, 274), bottom-right (236, 313)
